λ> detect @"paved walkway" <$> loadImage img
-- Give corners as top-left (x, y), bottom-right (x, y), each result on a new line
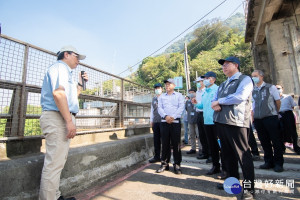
top-left (74, 143), bottom-right (300, 200)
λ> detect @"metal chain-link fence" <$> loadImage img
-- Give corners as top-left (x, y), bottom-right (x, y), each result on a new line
top-left (0, 35), bottom-right (152, 138)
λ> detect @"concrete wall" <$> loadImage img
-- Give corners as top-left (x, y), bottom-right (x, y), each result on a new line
top-left (262, 16), bottom-right (300, 94)
top-left (252, 43), bottom-right (272, 83)
top-left (0, 134), bottom-right (154, 200)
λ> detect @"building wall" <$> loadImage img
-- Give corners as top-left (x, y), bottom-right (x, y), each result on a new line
top-left (259, 16), bottom-right (300, 95)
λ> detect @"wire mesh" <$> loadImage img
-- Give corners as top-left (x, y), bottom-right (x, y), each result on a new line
top-left (0, 35), bottom-right (153, 137)
top-left (27, 47), bottom-right (57, 86)
top-left (0, 38), bottom-right (25, 82)
top-left (0, 89), bottom-right (13, 137)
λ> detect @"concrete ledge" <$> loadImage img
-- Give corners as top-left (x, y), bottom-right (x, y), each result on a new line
top-left (0, 126), bottom-right (151, 159)
top-left (0, 134), bottom-right (154, 200)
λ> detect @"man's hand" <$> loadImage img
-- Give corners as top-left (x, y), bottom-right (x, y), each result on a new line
top-left (211, 101), bottom-right (221, 111)
top-left (191, 98), bottom-right (197, 104)
top-left (78, 71), bottom-right (89, 85)
top-left (66, 120), bottom-right (76, 139)
top-left (165, 116), bottom-right (174, 124)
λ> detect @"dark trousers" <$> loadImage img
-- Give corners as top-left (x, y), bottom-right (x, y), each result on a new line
top-left (197, 112), bottom-right (210, 156)
top-left (280, 110), bottom-right (300, 151)
top-left (152, 122), bottom-right (161, 160)
top-left (248, 124), bottom-right (259, 156)
top-left (216, 122), bottom-right (255, 191)
top-left (254, 116), bottom-right (284, 166)
top-left (160, 121), bottom-right (182, 165)
top-left (204, 125), bottom-right (225, 171)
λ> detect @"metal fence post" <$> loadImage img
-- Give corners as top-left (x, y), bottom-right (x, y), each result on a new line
top-left (18, 44), bottom-right (29, 136)
top-left (120, 79), bottom-right (124, 127)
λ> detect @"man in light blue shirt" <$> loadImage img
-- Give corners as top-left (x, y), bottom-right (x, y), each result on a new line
top-left (156, 79), bottom-right (184, 174)
top-left (39, 45), bottom-right (88, 200)
top-left (193, 71), bottom-right (224, 176)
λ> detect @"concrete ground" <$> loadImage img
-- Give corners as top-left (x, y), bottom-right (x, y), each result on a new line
top-left (74, 142), bottom-right (300, 200)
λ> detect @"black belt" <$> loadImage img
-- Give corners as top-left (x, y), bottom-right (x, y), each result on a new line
top-left (71, 112), bottom-right (76, 116)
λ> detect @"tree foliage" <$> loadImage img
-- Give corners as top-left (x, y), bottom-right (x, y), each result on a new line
top-left (131, 12), bottom-right (253, 88)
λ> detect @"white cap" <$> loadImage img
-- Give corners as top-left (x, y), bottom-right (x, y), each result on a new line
top-left (57, 45), bottom-right (86, 60)
top-left (194, 77), bottom-right (204, 82)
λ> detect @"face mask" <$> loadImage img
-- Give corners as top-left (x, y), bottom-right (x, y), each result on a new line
top-left (188, 93), bottom-right (195, 98)
top-left (252, 77), bottom-right (259, 84)
top-left (278, 89), bottom-right (283, 94)
top-left (203, 79), bottom-right (211, 87)
top-left (155, 89), bottom-right (162, 95)
top-left (196, 83), bottom-right (201, 88)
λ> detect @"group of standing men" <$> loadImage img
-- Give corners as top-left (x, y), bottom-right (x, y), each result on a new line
top-left (149, 56), bottom-right (300, 200)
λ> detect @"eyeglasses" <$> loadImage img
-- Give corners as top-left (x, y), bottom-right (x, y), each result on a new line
top-left (276, 88), bottom-right (282, 90)
top-left (222, 62), bottom-right (231, 67)
top-left (71, 53), bottom-right (79, 59)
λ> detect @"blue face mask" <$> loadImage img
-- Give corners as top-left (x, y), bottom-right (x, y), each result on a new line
top-left (203, 79), bottom-right (211, 87)
top-left (196, 83), bottom-right (201, 88)
top-left (252, 77), bottom-right (259, 84)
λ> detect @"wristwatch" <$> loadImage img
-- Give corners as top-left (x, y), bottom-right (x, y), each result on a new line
top-left (164, 115), bottom-right (167, 119)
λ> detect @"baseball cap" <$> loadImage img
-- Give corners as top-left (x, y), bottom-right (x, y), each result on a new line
top-left (218, 56), bottom-right (240, 66)
top-left (164, 79), bottom-right (175, 84)
top-left (194, 77), bottom-right (204, 82)
top-left (188, 88), bottom-right (197, 92)
top-left (57, 45), bottom-right (86, 60)
top-left (153, 83), bottom-right (162, 88)
top-left (203, 71), bottom-right (217, 78)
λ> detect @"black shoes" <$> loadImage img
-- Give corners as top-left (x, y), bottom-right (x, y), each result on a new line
top-left (241, 192), bottom-right (254, 200)
top-left (156, 164), bottom-right (169, 173)
top-left (206, 166), bottom-right (221, 175)
top-left (252, 154), bottom-right (260, 161)
top-left (197, 154), bottom-right (208, 159)
top-left (149, 157), bottom-right (161, 163)
top-left (259, 163), bottom-right (274, 169)
top-left (217, 183), bottom-right (223, 190)
top-left (156, 164), bottom-right (182, 174)
top-left (273, 165), bottom-right (284, 172)
top-left (206, 157), bottom-right (212, 163)
top-left (186, 149), bottom-right (196, 154)
top-left (173, 164), bottom-right (182, 175)
top-left (216, 171), bottom-right (228, 180)
top-left (57, 196), bottom-right (76, 200)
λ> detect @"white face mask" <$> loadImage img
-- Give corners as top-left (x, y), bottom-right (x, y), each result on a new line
top-left (278, 89), bottom-right (283, 94)
top-left (155, 88), bottom-right (162, 95)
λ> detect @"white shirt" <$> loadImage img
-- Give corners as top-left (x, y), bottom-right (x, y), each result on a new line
top-left (279, 94), bottom-right (297, 112)
top-left (158, 91), bottom-right (185, 119)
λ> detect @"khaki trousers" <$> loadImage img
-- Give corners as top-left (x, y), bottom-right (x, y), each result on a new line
top-left (39, 111), bottom-right (75, 200)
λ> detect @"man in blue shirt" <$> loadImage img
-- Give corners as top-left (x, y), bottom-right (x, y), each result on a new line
top-left (193, 71), bottom-right (225, 176)
top-left (39, 45), bottom-right (88, 200)
top-left (157, 79), bottom-right (185, 174)
top-left (212, 57), bottom-right (255, 200)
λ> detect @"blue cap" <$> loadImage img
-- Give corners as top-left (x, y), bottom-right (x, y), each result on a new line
top-left (154, 83), bottom-right (162, 88)
top-left (218, 56), bottom-right (240, 66)
top-left (203, 71), bottom-right (216, 78)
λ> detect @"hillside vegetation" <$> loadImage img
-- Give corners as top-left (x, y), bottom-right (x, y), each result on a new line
top-left (130, 13), bottom-right (253, 89)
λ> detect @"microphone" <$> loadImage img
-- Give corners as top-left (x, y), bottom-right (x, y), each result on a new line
top-left (81, 71), bottom-right (86, 90)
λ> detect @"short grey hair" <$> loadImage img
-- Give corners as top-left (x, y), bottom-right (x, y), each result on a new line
top-left (253, 69), bottom-right (264, 77)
